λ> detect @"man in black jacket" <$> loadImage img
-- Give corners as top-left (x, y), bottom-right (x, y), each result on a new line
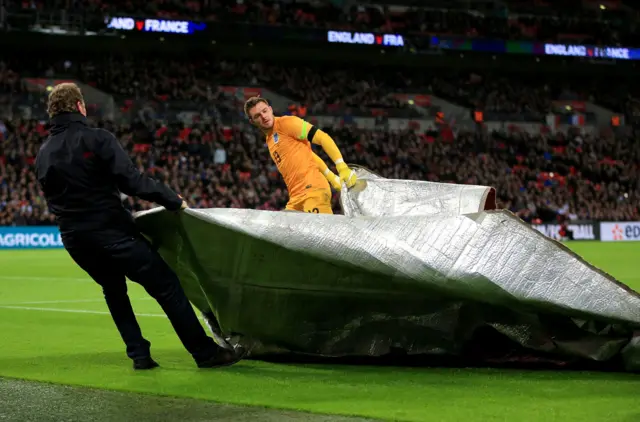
top-left (35, 83), bottom-right (241, 370)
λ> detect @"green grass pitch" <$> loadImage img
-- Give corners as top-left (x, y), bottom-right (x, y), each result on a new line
top-left (0, 242), bottom-right (639, 421)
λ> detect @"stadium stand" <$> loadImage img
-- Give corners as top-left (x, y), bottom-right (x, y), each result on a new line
top-left (1, 110), bottom-right (638, 226)
top-left (5, 51), bottom-right (640, 123)
top-left (0, 2), bottom-right (639, 229)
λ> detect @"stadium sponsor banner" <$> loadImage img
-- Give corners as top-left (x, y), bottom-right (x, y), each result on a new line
top-left (0, 226), bottom-right (63, 249)
top-left (105, 16), bottom-right (207, 35)
top-left (600, 222), bottom-right (640, 242)
top-left (103, 16), bottom-right (406, 48)
top-left (102, 16), bottom-right (637, 59)
top-left (532, 221), bottom-right (599, 241)
top-left (431, 36), bottom-right (640, 61)
top-left (326, 30), bottom-right (404, 47)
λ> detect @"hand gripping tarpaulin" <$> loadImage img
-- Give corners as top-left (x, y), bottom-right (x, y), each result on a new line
top-left (134, 167), bottom-right (640, 371)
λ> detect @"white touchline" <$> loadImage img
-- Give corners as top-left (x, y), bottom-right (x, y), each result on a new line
top-left (1, 298), bottom-right (154, 305)
top-left (0, 276), bottom-right (163, 285)
top-left (0, 276), bottom-right (89, 282)
top-left (0, 305), bottom-right (167, 318)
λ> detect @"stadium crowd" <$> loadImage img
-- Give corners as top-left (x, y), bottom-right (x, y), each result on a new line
top-left (1, 112), bottom-right (638, 227)
top-left (5, 0), bottom-right (640, 46)
top-left (6, 53), bottom-right (640, 123)
top-left (0, 24), bottom-right (639, 228)
top-left (73, 59), bottom-right (420, 116)
top-left (3, 56), bottom-right (426, 118)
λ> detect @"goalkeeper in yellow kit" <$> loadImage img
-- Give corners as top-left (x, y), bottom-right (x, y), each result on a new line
top-left (244, 97), bottom-right (357, 214)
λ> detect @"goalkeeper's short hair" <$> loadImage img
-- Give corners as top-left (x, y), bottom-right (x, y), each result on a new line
top-left (244, 97), bottom-right (269, 118)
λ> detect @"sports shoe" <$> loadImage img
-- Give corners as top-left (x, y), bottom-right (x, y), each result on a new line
top-left (133, 357), bottom-right (160, 370)
top-left (196, 346), bottom-right (244, 369)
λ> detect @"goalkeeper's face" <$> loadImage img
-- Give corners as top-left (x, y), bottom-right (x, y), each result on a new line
top-left (248, 103), bottom-right (274, 130)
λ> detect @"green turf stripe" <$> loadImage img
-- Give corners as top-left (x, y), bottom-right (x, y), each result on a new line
top-left (1, 245), bottom-right (639, 422)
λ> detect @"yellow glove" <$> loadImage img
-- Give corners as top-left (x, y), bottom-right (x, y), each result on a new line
top-left (335, 160), bottom-right (357, 189)
top-left (323, 168), bottom-right (342, 191)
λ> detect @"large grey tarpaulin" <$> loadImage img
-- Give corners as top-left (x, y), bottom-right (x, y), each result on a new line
top-left (134, 167), bottom-right (640, 371)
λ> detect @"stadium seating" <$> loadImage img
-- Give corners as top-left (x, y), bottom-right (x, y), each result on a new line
top-left (0, 22), bottom-right (638, 228)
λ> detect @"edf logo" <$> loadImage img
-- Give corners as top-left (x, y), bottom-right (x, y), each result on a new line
top-left (602, 222), bottom-right (640, 242)
top-left (624, 224), bottom-right (640, 239)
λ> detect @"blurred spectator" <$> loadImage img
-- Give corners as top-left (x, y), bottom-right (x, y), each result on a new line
top-left (0, 51), bottom-right (638, 227)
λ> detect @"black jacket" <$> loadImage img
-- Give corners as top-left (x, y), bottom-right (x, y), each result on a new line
top-left (35, 113), bottom-right (182, 246)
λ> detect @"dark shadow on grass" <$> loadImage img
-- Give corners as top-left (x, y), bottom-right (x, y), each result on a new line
top-left (0, 349), bottom-right (638, 385)
top-left (252, 352), bottom-right (640, 376)
top-left (244, 322), bottom-right (640, 376)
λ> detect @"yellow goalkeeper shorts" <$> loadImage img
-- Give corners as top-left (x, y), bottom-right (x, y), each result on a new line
top-left (285, 188), bottom-right (333, 214)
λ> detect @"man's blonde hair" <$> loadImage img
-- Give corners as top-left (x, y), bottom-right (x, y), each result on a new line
top-left (47, 82), bottom-right (84, 118)
top-left (243, 96), bottom-right (269, 118)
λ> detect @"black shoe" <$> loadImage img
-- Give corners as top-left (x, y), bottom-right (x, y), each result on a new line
top-left (196, 346), bottom-right (244, 369)
top-left (133, 357), bottom-right (160, 370)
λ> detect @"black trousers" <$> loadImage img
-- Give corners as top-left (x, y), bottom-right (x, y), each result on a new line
top-left (65, 235), bottom-right (218, 362)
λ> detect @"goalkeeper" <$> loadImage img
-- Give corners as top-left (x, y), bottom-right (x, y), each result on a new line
top-left (244, 97), bottom-right (356, 214)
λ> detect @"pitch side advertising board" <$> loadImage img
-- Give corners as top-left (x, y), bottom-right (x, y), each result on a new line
top-left (531, 221), bottom-right (599, 241)
top-left (1, 221), bottom-right (637, 249)
top-left (600, 222), bottom-right (640, 242)
top-left (0, 226), bottom-right (63, 249)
